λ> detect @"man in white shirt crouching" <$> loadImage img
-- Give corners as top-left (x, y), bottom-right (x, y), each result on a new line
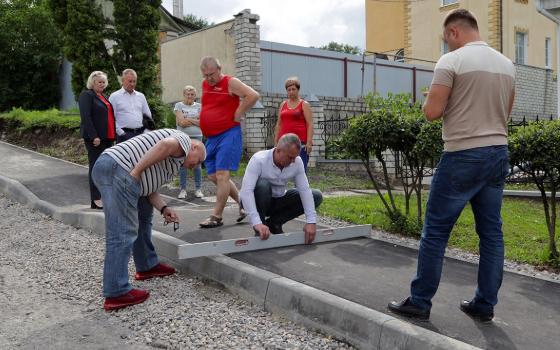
top-left (239, 133), bottom-right (322, 244)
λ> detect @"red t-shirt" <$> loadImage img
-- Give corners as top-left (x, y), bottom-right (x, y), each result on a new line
top-left (98, 94), bottom-right (115, 140)
top-left (200, 75), bottom-right (240, 137)
top-left (279, 100), bottom-right (307, 143)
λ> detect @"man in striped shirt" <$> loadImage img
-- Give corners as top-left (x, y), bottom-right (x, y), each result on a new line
top-left (91, 128), bottom-right (206, 311)
top-left (388, 9), bottom-right (515, 322)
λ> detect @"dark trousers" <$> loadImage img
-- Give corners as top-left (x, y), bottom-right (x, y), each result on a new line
top-left (300, 146), bottom-right (309, 173)
top-left (116, 128), bottom-right (144, 144)
top-left (410, 145), bottom-right (509, 312)
top-left (254, 178), bottom-right (322, 226)
top-left (84, 139), bottom-right (113, 202)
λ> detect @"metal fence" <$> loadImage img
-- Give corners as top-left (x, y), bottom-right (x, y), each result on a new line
top-left (258, 110), bottom-right (557, 182)
top-left (259, 109), bottom-right (278, 149)
top-left (260, 41), bottom-right (435, 100)
top-left (506, 114), bottom-right (556, 184)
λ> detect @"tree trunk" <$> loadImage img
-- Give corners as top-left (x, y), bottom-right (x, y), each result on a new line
top-left (377, 154), bottom-right (398, 213)
top-left (549, 186), bottom-right (559, 259)
top-left (363, 158), bottom-right (394, 217)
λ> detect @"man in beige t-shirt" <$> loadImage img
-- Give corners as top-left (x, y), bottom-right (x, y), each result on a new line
top-left (388, 9), bottom-right (515, 323)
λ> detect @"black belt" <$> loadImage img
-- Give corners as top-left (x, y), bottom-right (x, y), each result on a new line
top-left (122, 127), bottom-right (145, 133)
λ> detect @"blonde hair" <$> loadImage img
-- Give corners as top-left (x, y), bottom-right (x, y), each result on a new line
top-left (284, 76), bottom-right (300, 90)
top-left (183, 85), bottom-right (197, 94)
top-left (86, 71), bottom-right (108, 89)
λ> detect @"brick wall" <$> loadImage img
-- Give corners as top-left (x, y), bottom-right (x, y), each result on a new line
top-left (512, 64), bottom-right (557, 120)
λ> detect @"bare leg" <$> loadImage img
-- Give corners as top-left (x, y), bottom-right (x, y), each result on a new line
top-left (209, 171), bottom-right (240, 218)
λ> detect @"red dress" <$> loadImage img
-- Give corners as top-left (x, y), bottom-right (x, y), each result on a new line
top-left (98, 94), bottom-right (115, 140)
top-left (278, 100), bottom-right (307, 143)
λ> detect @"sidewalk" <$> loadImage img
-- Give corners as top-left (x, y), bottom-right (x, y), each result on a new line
top-left (1, 140), bottom-right (558, 350)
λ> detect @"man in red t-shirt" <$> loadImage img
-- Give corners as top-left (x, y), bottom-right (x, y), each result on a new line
top-left (198, 56), bottom-right (260, 228)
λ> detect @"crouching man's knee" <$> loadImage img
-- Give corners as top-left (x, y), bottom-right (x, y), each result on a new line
top-left (312, 189), bottom-right (323, 208)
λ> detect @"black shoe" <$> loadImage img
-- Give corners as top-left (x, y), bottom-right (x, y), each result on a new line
top-left (388, 297), bottom-right (430, 321)
top-left (265, 219), bottom-right (283, 235)
top-left (90, 200), bottom-right (103, 210)
top-left (459, 300), bottom-right (494, 322)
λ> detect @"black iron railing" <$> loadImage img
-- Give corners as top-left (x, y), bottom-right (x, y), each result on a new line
top-left (260, 109), bottom-right (557, 183)
top-left (259, 109), bottom-right (278, 149)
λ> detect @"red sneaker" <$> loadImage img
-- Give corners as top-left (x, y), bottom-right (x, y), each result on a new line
top-left (134, 263), bottom-right (176, 281)
top-left (104, 289), bottom-right (149, 311)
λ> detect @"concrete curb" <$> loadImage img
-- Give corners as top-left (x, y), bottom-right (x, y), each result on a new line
top-left (0, 173), bottom-right (481, 350)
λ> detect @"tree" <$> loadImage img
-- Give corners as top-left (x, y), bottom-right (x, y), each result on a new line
top-left (318, 41), bottom-right (361, 55)
top-left (509, 120), bottom-right (560, 263)
top-left (183, 14), bottom-right (212, 30)
top-left (335, 93), bottom-right (443, 236)
top-left (48, 0), bottom-right (117, 98)
top-left (111, 0), bottom-right (161, 98)
top-left (369, 93), bottom-right (443, 224)
top-left (49, 0), bottom-right (165, 126)
top-left (0, 0), bottom-right (62, 111)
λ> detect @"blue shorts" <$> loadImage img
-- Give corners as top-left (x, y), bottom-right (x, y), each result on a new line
top-left (204, 126), bottom-right (242, 175)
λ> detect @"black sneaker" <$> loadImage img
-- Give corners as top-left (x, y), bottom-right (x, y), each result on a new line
top-left (459, 300), bottom-right (494, 322)
top-left (264, 219), bottom-right (284, 235)
top-left (388, 297), bottom-right (430, 321)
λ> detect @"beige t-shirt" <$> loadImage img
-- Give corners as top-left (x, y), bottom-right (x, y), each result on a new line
top-left (431, 41), bottom-right (515, 152)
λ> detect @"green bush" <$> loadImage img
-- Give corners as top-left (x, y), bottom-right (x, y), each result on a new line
top-left (509, 120), bottom-right (560, 262)
top-left (0, 108), bottom-right (80, 132)
top-left (335, 93), bottom-right (442, 235)
top-left (147, 97), bottom-right (175, 129)
top-left (0, 0), bottom-right (62, 111)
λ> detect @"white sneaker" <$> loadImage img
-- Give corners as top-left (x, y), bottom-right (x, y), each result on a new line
top-left (194, 189), bottom-right (204, 198)
top-left (178, 189), bottom-right (187, 199)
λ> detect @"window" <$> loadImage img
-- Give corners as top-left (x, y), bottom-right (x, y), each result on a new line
top-left (441, 39), bottom-right (449, 55)
top-left (441, 0), bottom-right (458, 5)
top-left (515, 32), bottom-right (527, 65)
top-left (545, 37), bottom-right (552, 68)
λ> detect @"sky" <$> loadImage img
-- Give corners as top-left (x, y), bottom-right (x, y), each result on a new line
top-left (161, 0), bottom-right (365, 49)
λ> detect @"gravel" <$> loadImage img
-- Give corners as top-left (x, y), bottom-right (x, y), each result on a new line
top-left (0, 194), bottom-right (353, 350)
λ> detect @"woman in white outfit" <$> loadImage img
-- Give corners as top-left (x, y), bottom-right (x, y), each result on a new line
top-left (174, 85), bottom-right (204, 199)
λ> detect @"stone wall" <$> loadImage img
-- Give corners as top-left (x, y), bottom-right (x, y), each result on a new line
top-left (512, 64), bottom-right (557, 120)
top-left (233, 10), bottom-right (261, 92)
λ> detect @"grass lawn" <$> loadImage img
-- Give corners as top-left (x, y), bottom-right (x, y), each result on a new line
top-left (319, 194), bottom-right (558, 267)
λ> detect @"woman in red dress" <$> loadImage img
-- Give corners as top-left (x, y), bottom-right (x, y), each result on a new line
top-left (274, 77), bottom-right (313, 171)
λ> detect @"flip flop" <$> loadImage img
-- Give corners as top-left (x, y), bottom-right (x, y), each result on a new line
top-left (199, 215), bottom-right (223, 228)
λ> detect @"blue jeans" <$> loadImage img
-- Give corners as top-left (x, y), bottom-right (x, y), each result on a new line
top-left (92, 154), bottom-right (159, 297)
top-left (300, 145), bottom-right (309, 173)
top-left (410, 145), bottom-right (509, 313)
top-left (179, 136), bottom-right (202, 190)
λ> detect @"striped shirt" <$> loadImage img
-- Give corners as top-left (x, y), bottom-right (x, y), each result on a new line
top-left (103, 129), bottom-right (191, 196)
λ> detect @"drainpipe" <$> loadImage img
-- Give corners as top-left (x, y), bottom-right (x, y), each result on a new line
top-left (499, 0), bottom-right (503, 53)
top-left (536, 0), bottom-right (560, 119)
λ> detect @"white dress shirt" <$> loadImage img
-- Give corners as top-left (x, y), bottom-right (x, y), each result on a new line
top-left (240, 148), bottom-right (317, 226)
top-left (108, 87), bottom-right (151, 135)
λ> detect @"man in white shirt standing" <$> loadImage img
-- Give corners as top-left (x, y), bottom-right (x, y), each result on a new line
top-left (109, 68), bottom-right (153, 143)
top-left (239, 133), bottom-right (322, 244)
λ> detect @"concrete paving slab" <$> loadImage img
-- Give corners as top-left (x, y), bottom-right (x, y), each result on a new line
top-left (2, 140), bottom-right (559, 350)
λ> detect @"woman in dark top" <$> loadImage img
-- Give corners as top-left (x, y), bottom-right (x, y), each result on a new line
top-left (78, 71), bottom-right (116, 209)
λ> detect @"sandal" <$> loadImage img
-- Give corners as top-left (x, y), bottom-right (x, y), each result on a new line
top-left (236, 208), bottom-right (247, 223)
top-left (199, 215), bottom-right (223, 228)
